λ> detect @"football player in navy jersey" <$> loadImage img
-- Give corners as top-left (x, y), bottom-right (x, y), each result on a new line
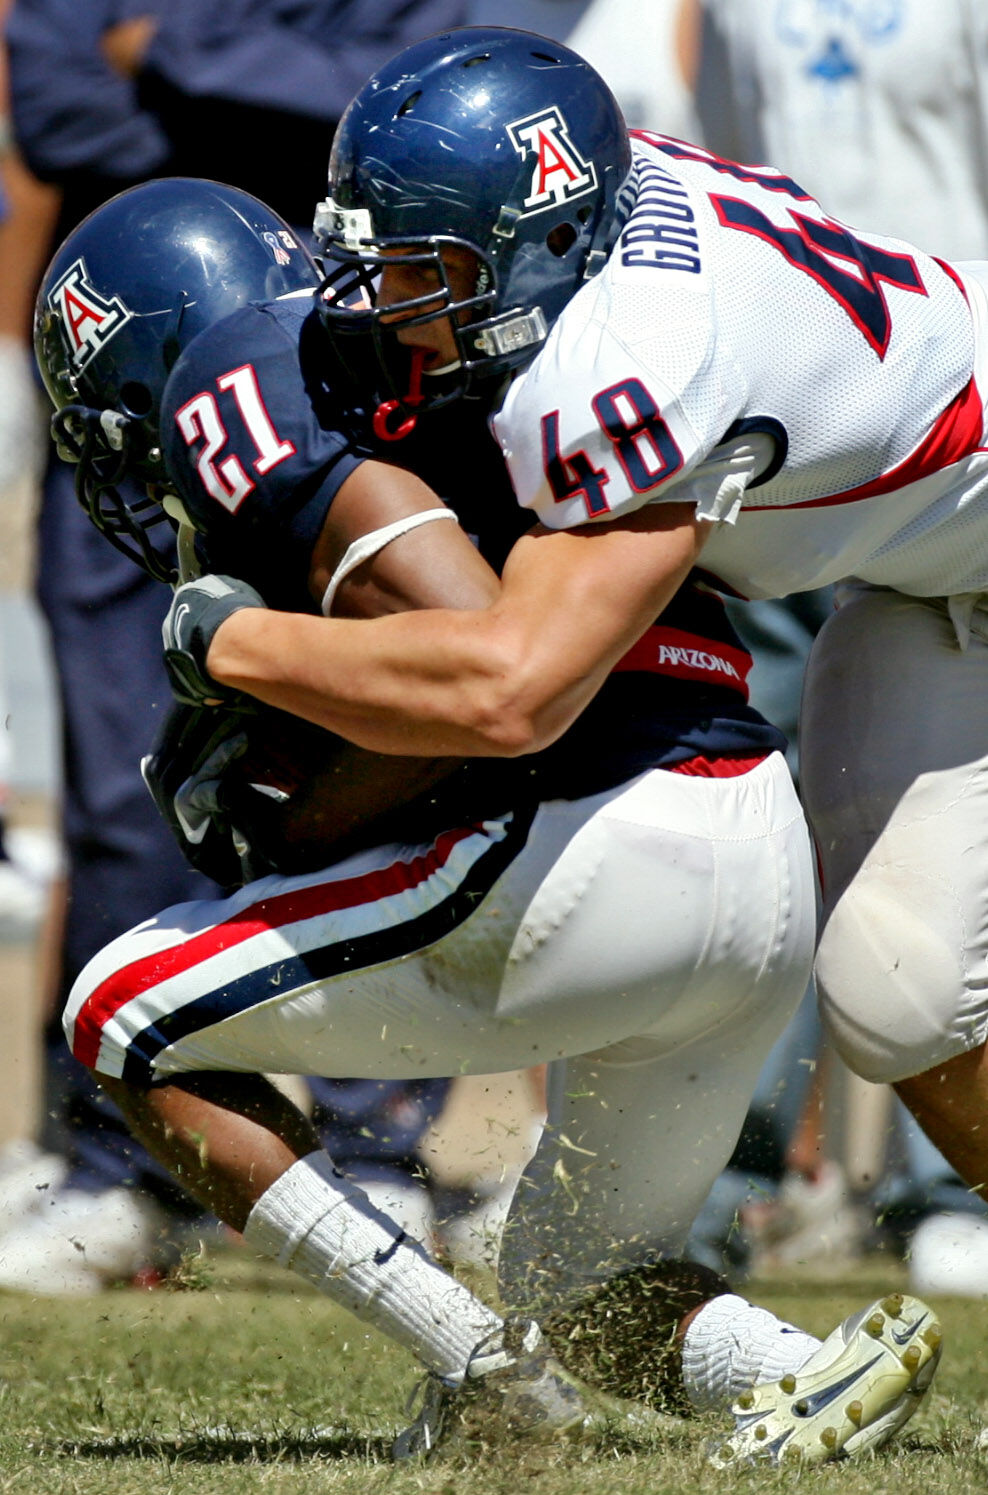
top-left (2, 0), bottom-right (479, 1292)
top-left (37, 173), bottom-right (937, 1467)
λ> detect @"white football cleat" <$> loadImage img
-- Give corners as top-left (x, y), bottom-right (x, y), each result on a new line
top-left (707, 1292), bottom-right (943, 1467)
top-left (0, 825), bottom-right (60, 942)
top-left (0, 855), bottom-right (47, 941)
top-left (392, 1316), bottom-right (588, 1459)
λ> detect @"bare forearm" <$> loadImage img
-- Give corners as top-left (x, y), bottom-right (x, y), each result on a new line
top-left (208, 504), bottom-right (706, 757)
top-left (209, 605), bottom-right (534, 757)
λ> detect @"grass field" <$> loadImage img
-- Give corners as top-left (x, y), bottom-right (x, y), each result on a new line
top-left (1, 1245), bottom-right (986, 1495)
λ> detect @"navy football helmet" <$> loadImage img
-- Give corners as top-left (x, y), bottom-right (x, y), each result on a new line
top-left (34, 177), bottom-right (321, 581)
top-left (316, 26), bottom-right (632, 428)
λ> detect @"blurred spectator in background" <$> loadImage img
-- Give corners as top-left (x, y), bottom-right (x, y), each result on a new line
top-left (469, 0), bottom-right (698, 139)
top-left (0, 12), bottom-right (57, 942)
top-left (0, 0), bottom-right (468, 1295)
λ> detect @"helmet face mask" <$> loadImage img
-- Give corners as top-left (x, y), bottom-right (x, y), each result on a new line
top-left (317, 230), bottom-right (511, 422)
top-left (34, 177), bottom-right (322, 581)
top-left (47, 399), bottom-right (175, 579)
top-left (315, 26), bottom-right (632, 423)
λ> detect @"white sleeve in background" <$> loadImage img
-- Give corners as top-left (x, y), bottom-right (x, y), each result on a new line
top-left (568, 0), bottom-right (699, 140)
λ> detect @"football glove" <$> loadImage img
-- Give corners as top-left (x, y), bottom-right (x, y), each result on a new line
top-left (162, 573), bottom-right (267, 708)
top-left (142, 701), bottom-right (254, 888)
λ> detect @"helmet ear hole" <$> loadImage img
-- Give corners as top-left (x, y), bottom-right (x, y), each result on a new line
top-left (119, 381), bottom-right (153, 418)
top-left (546, 223), bottom-right (578, 258)
top-left (397, 90), bottom-right (421, 116)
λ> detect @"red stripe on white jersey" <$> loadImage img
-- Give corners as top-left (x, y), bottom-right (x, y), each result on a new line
top-left (763, 375), bottom-right (986, 511)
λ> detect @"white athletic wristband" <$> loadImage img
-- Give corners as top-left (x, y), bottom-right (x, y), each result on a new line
top-left (320, 507), bottom-right (458, 616)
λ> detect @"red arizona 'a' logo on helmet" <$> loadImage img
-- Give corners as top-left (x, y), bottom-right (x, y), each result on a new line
top-left (46, 257), bottom-right (132, 370)
top-left (507, 106), bottom-right (599, 213)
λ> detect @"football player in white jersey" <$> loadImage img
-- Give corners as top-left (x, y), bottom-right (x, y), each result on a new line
top-left (686, 0), bottom-right (988, 1286)
top-left (297, 28), bottom-right (988, 1210)
top-left (51, 33), bottom-right (949, 1468)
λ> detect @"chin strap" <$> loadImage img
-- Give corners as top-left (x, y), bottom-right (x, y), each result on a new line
top-left (161, 492), bottom-right (202, 584)
top-left (373, 348), bottom-right (426, 442)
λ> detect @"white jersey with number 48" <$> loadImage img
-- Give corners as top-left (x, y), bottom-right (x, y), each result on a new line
top-left (492, 132), bottom-right (988, 600)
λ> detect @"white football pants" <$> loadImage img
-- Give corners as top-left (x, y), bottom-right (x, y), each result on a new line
top-left (802, 580), bottom-right (988, 1083)
top-left (65, 753), bottom-right (814, 1298)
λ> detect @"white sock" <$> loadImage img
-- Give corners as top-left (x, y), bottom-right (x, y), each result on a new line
top-left (681, 1293), bottom-right (821, 1411)
top-left (243, 1151), bottom-right (501, 1382)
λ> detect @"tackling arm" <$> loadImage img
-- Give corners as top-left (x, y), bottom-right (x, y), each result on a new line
top-left (203, 500), bottom-right (708, 758)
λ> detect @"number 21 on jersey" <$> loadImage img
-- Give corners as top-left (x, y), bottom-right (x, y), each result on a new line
top-left (174, 363), bottom-right (295, 512)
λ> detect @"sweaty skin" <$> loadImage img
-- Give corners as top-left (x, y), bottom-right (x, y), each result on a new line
top-left (208, 502), bottom-right (708, 758)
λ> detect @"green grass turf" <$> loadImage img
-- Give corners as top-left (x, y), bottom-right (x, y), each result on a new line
top-left (0, 1246), bottom-right (985, 1493)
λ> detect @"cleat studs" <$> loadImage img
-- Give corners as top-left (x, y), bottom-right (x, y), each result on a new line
top-left (780, 1374), bottom-right (797, 1394)
top-left (794, 1399), bottom-right (810, 1417)
top-left (715, 1445), bottom-right (733, 1462)
top-left (903, 1345), bottom-right (922, 1370)
top-left (821, 1426), bottom-right (838, 1449)
top-left (754, 1425), bottom-right (768, 1441)
top-left (737, 1392), bottom-right (755, 1410)
top-left (866, 1312), bottom-right (886, 1338)
top-left (882, 1294), bottom-right (904, 1318)
top-left (846, 1400), bottom-right (864, 1425)
top-left (923, 1325), bottom-right (943, 1351)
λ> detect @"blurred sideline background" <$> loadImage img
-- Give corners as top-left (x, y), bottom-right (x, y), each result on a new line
top-left (0, 470), bottom-right (57, 1147)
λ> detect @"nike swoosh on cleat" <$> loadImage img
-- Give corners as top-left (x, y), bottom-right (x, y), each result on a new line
top-left (891, 1315), bottom-right (928, 1346)
top-left (733, 1406), bottom-right (779, 1429)
top-left (789, 1357), bottom-right (884, 1415)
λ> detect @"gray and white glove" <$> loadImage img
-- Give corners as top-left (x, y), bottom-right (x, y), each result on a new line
top-left (162, 573), bottom-right (267, 708)
top-left (172, 727), bottom-right (249, 846)
top-left (141, 701), bottom-right (253, 887)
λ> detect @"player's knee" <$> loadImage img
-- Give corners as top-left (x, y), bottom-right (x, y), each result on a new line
top-left (816, 871), bottom-right (973, 1084)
